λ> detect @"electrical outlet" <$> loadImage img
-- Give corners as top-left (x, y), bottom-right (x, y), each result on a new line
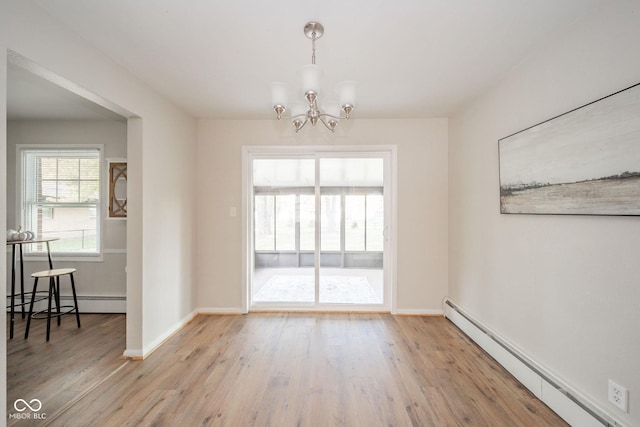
top-left (608, 379), bottom-right (629, 412)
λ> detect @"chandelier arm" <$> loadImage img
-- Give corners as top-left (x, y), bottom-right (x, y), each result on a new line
top-left (318, 112), bottom-right (344, 120)
top-left (295, 118), bottom-right (310, 133)
top-left (275, 112), bottom-right (309, 120)
top-left (319, 117), bottom-right (336, 133)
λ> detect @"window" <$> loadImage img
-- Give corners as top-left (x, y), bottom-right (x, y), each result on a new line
top-left (254, 194), bottom-right (298, 251)
top-left (254, 191), bottom-right (383, 253)
top-left (344, 194), bottom-right (384, 252)
top-left (345, 195), bottom-right (365, 251)
top-left (320, 194), bottom-right (341, 251)
top-left (365, 195), bottom-right (384, 251)
top-left (275, 195), bottom-right (295, 250)
top-left (254, 195), bottom-right (274, 251)
top-left (299, 195), bottom-right (315, 251)
top-left (21, 148), bottom-right (102, 255)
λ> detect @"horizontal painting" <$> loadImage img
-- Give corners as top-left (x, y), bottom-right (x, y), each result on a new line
top-left (499, 82), bottom-right (640, 215)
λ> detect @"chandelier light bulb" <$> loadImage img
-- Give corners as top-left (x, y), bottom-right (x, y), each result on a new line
top-left (337, 81), bottom-right (357, 109)
top-left (301, 64), bottom-right (322, 97)
top-left (271, 82), bottom-right (288, 119)
top-left (271, 82), bottom-right (288, 107)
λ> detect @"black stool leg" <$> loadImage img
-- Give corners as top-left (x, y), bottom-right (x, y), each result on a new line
top-left (50, 276), bottom-right (60, 323)
top-left (25, 278), bottom-right (39, 339)
top-left (46, 277), bottom-right (54, 341)
top-left (19, 245), bottom-right (25, 319)
top-left (55, 276), bottom-right (62, 326)
top-left (10, 245), bottom-right (16, 339)
top-left (70, 273), bottom-right (81, 328)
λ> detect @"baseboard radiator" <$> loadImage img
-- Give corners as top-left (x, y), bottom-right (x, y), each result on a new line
top-left (444, 299), bottom-right (624, 427)
top-left (6, 295), bottom-right (126, 314)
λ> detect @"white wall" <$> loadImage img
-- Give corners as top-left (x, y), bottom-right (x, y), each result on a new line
top-left (6, 120), bottom-right (127, 307)
top-left (0, 49), bottom-right (7, 424)
top-left (1, 0), bottom-right (198, 366)
top-left (448, 1), bottom-right (640, 425)
top-left (196, 119), bottom-right (448, 313)
top-left (140, 108), bottom-right (197, 354)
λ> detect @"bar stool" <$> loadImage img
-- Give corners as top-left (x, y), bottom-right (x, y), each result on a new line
top-left (25, 268), bottom-right (81, 341)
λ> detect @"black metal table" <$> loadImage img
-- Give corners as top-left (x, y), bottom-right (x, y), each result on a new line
top-left (6, 237), bottom-right (58, 339)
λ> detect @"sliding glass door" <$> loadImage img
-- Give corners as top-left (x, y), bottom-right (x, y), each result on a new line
top-left (252, 157), bottom-right (315, 305)
top-left (250, 150), bottom-right (390, 310)
top-left (319, 157), bottom-right (385, 305)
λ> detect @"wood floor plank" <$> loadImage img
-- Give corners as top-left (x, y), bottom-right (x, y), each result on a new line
top-left (8, 313), bottom-right (569, 426)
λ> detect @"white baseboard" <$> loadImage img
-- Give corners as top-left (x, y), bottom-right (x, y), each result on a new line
top-left (141, 310), bottom-right (198, 358)
top-left (122, 348), bottom-right (143, 359)
top-left (7, 295), bottom-right (126, 313)
top-left (444, 298), bottom-right (625, 427)
top-left (197, 307), bottom-right (243, 315)
top-left (395, 308), bottom-right (443, 316)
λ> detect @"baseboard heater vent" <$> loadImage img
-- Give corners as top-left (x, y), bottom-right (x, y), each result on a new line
top-left (6, 295), bottom-right (125, 314)
top-left (444, 299), bottom-right (625, 427)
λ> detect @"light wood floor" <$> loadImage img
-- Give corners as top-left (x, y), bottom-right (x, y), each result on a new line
top-left (7, 313), bottom-right (126, 426)
top-left (8, 313), bottom-right (568, 426)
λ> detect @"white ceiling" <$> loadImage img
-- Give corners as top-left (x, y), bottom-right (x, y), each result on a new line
top-left (14, 0), bottom-right (605, 120)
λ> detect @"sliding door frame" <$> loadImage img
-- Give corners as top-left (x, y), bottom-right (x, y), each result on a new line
top-left (242, 145), bottom-right (398, 314)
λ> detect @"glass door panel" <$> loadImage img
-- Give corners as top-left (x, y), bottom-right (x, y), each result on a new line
top-left (320, 195), bottom-right (341, 251)
top-left (319, 157), bottom-right (385, 305)
top-left (275, 195), bottom-right (295, 250)
top-left (299, 195), bottom-right (315, 251)
top-left (252, 158), bottom-right (315, 304)
top-left (366, 195), bottom-right (384, 251)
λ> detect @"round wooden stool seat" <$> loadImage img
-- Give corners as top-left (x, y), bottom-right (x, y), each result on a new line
top-left (31, 268), bottom-right (77, 279)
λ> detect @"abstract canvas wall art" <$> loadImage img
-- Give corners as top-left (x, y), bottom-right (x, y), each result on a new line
top-left (499, 83), bottom-right (640, 216)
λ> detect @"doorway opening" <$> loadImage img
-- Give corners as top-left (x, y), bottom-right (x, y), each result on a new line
top-left (5, 50), bottom-right (136, 419)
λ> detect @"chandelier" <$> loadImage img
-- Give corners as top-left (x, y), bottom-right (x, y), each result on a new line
top-left (270, 22), bottom-right (356, 132)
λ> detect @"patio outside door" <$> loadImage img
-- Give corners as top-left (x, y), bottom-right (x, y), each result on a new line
top-left (318, 157), bottom-right (385, 305)
top-left (250, 150), bottom-right (391, 311)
